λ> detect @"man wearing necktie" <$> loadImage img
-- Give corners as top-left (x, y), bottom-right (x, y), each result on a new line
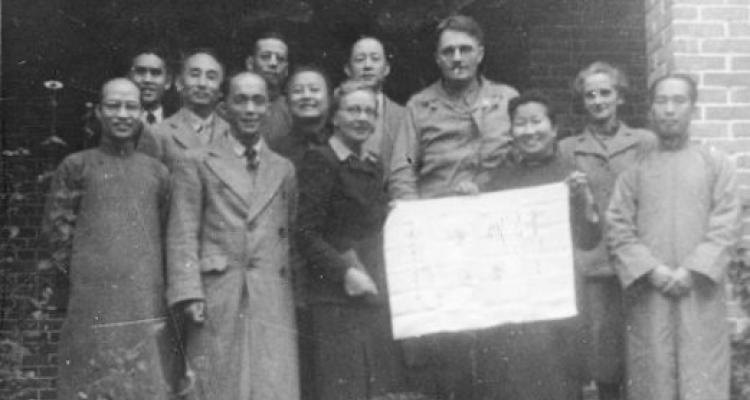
top-left (138, 49), bottom-right (230, 169)
top-left (167, 71), bottom-right (299, 400)
top-left (128, 48), bottom-right (174, 126)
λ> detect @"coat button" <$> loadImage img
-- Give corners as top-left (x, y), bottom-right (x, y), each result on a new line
top-left (278, 227), bottom-right (287, 239)
top-left (279, 266), bottom-right (288, 278)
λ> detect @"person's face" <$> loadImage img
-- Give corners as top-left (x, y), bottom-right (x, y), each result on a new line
top-left (288, 71), bottom-right (329, 120)
top-left (129, 53), bottom-right (170, 108)
top-left (511, 101), bottom-right (557, 158)
top-left (249, 38), bottom-right (289, 89)
top-left (177, 53), bottom-right (223, 108)
top-left (582, 72), bottom-right (622, 123)
top-left (346, 38), bottom-right (390, 89)
top-left (435, 30), bottom-right (484, 83)
top-left (333, 89), bottom-right (377, 147)
top-left (226, 74), bottom-right (269, 139)
top-left (97, 80), bottom-right (143, 140)
top-left (650, 78), bottom-right (695, 139)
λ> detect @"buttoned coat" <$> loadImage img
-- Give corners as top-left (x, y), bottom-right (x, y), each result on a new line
top-left (607, 143), bottom-right (740, 400)
top-left (558, 123), bottom-right (656, 384)
top-left (558, 124), bottom-right (656, 277)
top-left (138, 107), bottom-right (231, 169)
top-left (167, 139), bottom-right (299, 400)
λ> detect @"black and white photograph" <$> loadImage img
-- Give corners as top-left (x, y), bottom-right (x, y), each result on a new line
top-left (1, 0), bottom-right (749, 399)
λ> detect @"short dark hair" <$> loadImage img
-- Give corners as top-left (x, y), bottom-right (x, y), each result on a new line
top-left (348, 35), bottom-right (390, 62)
top-left (126, 46), bottom-right (171, 77)
top-left (649, 73), bottom-right (698, 104)
top-left (508, 90), bottom-right (558, 126)
top-left (435, 15), bottom-right (484, 47)
top-left (254, 31), bottom-right (289, 55)
top-left (286, 65), bottom-right (332, 97)
top-left (179, 47), bottom-right (225, 77)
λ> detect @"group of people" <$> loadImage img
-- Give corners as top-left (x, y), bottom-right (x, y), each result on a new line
top-left (42, 13), bottom-right (740, 400)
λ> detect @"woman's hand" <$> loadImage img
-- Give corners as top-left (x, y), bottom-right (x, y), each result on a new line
top-left (567, 171), bottom-right (599, 223)
top-left (566, 171), bottom-right (589, 195)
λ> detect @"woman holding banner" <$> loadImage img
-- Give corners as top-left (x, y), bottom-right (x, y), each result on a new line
top-left (476, 90), bottom-right (601, 400)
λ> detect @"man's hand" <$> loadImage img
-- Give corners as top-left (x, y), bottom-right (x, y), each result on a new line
top-left (668, 267), bottom-right (694, 297)
top-left (649, 265), bottom-right (675, 292)
top-left (183, 300), bottom-right (206, 324)
top-left (344, 268), bottom-right (379, 297)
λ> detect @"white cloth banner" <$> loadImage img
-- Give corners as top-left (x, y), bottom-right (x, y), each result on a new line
top-left (384, 182), bottom-right (577, 339)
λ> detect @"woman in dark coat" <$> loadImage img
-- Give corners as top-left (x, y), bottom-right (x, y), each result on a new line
top-left (296, 80), bottom-right (402, 400)
top-left (476, 90), bottom-right (601, 400)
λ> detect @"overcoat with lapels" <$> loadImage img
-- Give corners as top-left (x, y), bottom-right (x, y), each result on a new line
top-left (138, 107), bottom-right (231, 169)
top-left (167, 138), bottom-right (299, 400)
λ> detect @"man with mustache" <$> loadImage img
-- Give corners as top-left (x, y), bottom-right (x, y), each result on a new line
top-left (167, 71), bottom-right (299, 400)
top-left (128, 48), bottom-right (175, 126)
top-left (139, 49), bottom-right (230, 169)
top-left (246, 31), bottom-right (293, 149)
top-left (607, 74), bottom-right (740, 400)
top-left (43, 78), bottom-right (173, 400)
top-left (388, 14), bottom-right (518, 400)
top-left (343, 36), bottom-right (406, 182)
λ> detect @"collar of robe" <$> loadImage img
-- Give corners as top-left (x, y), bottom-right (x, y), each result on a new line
top-left (99, 131), bottom-right (137, 157)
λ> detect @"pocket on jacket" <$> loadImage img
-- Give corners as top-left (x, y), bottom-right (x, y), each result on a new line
top-left (200, 254), bottom-right (228, 273)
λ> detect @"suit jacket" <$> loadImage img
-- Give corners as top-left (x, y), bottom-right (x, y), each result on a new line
top-left (166, 138), bottom-right (299, 400)
top-left (379, 95), bottom-right (407, 185)
top-left (138, 107), bottom-right (231, 169)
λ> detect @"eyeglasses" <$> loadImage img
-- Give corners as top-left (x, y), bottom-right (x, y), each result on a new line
top-left (583, 88), bottom-right (616, 99)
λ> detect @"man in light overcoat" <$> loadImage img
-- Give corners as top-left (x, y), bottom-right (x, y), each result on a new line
top-left (167, 71), bottom-right (299, 400)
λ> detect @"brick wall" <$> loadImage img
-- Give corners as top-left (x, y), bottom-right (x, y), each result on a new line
top-left (2, 0), bottom-right (748, 398)
top-left (526, 0), bottom-right (650, 136)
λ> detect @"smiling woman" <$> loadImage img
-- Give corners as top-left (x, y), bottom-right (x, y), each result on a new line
top-left (477, 89), bottom-right (602, 400)
top-left (269, 66), bottom-right (333, 167)
top-left (559, 61), bottom-right (656, 400)
top-left (296, 80), bottom-right (402, 400)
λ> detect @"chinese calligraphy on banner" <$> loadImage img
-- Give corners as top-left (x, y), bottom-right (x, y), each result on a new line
top-left (384, 182), bottom-right (577, 339)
